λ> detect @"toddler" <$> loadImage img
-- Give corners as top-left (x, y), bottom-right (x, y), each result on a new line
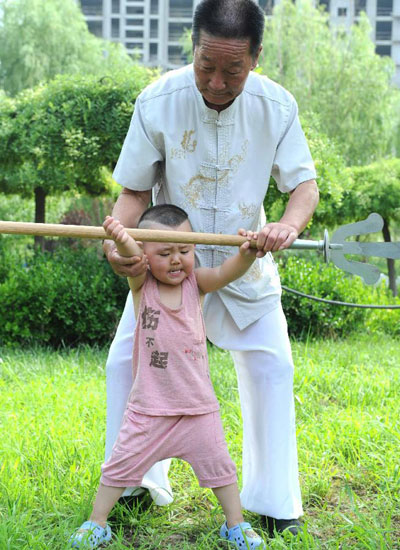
top-left (69, 204), bottom-right (265, 549)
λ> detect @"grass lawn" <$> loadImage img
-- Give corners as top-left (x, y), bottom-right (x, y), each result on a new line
top-left (0, 335), bottom-right (399, 549)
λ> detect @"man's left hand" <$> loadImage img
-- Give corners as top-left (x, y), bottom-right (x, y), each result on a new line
top-left (255, 222), bottom-right (298, 257)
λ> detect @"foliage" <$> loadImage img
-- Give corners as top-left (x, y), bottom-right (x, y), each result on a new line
top-left (0, 245), bottom-right (129, 347)
top-left (278, 255), bottom-right (399, 339)
top-left (0, 68), bottom-right (155, 222)
top-left (0, 0), bottom-right (132, 96)
top-left (261, 0), bottom-right (400, 165)
top-left (341, 158), bottom-right (400, 223)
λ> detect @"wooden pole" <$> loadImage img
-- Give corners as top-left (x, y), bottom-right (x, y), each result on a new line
top-left (0, 220), bottom-right (250, 247)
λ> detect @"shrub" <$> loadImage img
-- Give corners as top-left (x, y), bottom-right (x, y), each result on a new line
top-left (278, 255), bottom-right (398, 339)
top-left (0, 245), bottom-right (129, 347)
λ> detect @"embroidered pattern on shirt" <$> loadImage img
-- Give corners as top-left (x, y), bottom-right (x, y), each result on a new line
top-left (238, 201), bottom-right (258, 220)
top-left (180, 140), bottom-right (249, 209)
top-left (142, 305), bottom-right (161, 330)
top-left (228, 140), bottom-right (249, 172)
top-left (171, 130), bottom-right (197, 159)
top-left (242, 261), bottom-right (264, 283)
top-left (150, 350), bottom-right (169, 369)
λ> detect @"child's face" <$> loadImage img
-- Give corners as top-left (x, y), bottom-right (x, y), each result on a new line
top-left (143, 220), bottom-right (195, 286)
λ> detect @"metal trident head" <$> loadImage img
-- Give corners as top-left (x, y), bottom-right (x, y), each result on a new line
top-left (292, 213), bottom-right (399, 285)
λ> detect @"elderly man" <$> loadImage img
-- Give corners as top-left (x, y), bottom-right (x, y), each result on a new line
top-left (103, 0), bottom-right (319, 537)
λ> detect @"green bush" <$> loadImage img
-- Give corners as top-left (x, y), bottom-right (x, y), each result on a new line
top-left (0, 245), bottom-right (129, 347)
top-left (279, 255), bottom-right (399, 339)
top-left (1, 246), bottom-right (398, 348)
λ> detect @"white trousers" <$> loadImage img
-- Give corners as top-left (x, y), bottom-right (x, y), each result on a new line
top-left (105, 292), bottom-right (302, 519)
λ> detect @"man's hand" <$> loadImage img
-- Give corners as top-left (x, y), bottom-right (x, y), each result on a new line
top-left (255, 222), bottom-right (298, 257)
top-left (103, 240), bottom-right (147, 278)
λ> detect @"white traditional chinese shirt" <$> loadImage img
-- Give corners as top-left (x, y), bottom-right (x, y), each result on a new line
top-left (113, 65), bottom-right (316, 329)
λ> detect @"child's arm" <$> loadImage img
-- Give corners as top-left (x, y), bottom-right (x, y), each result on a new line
top-left (195, 229), bottom-right (258, 294)
top-left (103, 216), bottom-right (147, 292)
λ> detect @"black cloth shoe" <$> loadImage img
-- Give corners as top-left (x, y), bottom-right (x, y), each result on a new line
top-left (263, 516), bottom-right (302, 537)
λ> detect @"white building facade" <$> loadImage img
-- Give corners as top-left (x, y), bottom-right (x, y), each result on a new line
top-left (79, 0), bottom-right (400, 85)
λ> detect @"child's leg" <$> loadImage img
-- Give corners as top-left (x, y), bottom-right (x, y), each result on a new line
top-left (212, 483), bottom-right (244, 528)
top-left (213, 483), bottom-right (265, 548)
top-left (89, 484), bottom-right (125, 527)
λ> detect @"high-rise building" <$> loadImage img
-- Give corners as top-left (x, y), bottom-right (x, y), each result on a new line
top-left (79, 0), bottom-right (200, 68)
top-left (79, 0), bottom-right (400, 86)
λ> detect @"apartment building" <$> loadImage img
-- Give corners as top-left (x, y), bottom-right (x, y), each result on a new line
top-left (79, 0), bottom-right (200, 68)
top-left (317, 0), bottom-right (400, 86)
top-left (79, 0), bottom-right (400, 85)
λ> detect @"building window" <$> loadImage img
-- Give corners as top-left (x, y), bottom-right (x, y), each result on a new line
top-left (126, 18), bottom-right (144, 26)
top-left (168, 45), bottom-right (185, 64)
top-left (80, 0), bottom-right (103, 16)
top-left (377, 0), bottom-right (393, 16)
top-left (338, 7), bottom-right (347, 16)
top-left (169, 0), bottom-right (193, 18)
top-left (355, 0), bottom-right (366, 16)
top-left (318, 0), bottom-right (330, 12)
top-left (375, 21), bottom-right (392, 40)
top-left (258, 0), bottom-right (276, 15)
top-left (151, 0), bottom-right (159, 15)
top-left (150, 43), bottom-right (158, 61)
top-left (87, 20), bottom-right (103, 37)
top-left (126, 30), bottom-right (143, 38)
top-left (169, 22), bottom-right (189, 42)
top-left (112, 18), bottom-right (120, 38)
top-left (126, 42), bottom-right (144, 50)
top-left (376, 45), bottom-right (392, 56)
top-left (127, 6), bottom-right (144, 15)
top-left (112, 0), bottom-right (120, 14)
top-left (150, 19), bottom-right (158, 39)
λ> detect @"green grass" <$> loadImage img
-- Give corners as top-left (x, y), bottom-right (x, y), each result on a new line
top-left (0, 336), bottom-right (399, 549)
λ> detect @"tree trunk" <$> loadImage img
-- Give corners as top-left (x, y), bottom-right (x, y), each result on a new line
top-left (34, 186), bottom-right (46, 250)
top-left (382, 218), bottom-right (397, 297)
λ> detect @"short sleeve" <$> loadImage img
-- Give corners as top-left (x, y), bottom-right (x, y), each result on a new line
top-left (271, 99), bottom-right (316, 193)
top-left (112, 97), bottom-right (164, 191)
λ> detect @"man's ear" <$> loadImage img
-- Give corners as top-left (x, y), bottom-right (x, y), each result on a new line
top-left (251, 45), bottom-right (263, 70)
top-left (191, 34), bottom-right (195, 54)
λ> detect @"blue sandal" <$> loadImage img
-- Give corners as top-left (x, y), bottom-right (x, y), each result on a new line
top-left (69, 520), bottom-right (112, 549)
top-left (220, 521), bottom-right (266, 549)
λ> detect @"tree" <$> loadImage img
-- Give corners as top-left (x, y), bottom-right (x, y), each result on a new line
top-left (0, 0), bottom-right (132, 96)
top-left (261, 0), bottom-right (400, 166)
top-left (0, 68), bottom-right (155, 248)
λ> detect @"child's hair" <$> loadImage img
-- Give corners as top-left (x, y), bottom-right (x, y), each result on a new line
top-left (138, 204), bottom-right (190, 228)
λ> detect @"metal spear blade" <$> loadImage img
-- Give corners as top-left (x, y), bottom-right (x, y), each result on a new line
top-left (321, 213), bottom-right (398, 285)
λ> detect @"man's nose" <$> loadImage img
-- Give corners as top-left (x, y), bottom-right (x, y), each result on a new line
top-left (208, 72), bottom-right (226, 91)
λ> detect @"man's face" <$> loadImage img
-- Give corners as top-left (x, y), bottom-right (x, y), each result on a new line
top-left (193, 31), bottom-right (261, 112)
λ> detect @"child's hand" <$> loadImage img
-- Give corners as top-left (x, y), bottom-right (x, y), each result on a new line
top-left (238, 228), bottom-right (258, 257)
top-left (103, 216), bottom-right (130, 246)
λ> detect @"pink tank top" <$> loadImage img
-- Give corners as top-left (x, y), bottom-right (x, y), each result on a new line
top-left (128, 271), bottom-right (219, 415)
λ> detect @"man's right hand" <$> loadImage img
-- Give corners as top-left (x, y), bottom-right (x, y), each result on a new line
top-left (103, 240), bottom-right (147, 278)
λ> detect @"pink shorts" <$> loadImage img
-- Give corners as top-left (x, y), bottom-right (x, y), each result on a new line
top-left (101, 405), bottom-right (237, 489)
